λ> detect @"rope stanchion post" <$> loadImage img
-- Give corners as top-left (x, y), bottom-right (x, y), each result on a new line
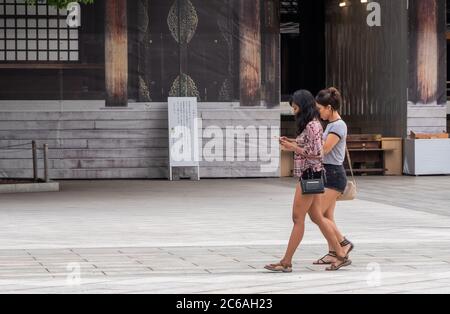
top-left (43, 144), bottom-right (49, 183)
top-left (32, 141), bottom-right (38, 182)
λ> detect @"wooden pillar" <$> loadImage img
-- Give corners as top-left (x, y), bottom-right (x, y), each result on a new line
top-left (415, 0), bottom-right (438, 104)
top-left (105, 0), bottom-right (128, 107)
top-left (239, 0), bottom-right (261, 107)
top-left (263, 0), bottom-right (280, 108)
top-left (407, 0), bottom-right (447, 135)
top-left (409, 0), bottom-right (447, 106)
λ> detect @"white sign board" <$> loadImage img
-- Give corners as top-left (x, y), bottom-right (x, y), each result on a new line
top-left (168, 97), bottom-right (200, 180)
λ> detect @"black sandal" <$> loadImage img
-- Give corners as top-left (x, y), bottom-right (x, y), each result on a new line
top-left (313, 251), bottom-right (337, 265)
top-left (326, 255), bottom-right (352, 271)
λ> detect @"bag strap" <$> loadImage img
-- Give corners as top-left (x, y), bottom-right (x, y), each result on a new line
top-left (346, 146), bottom-right (357, 187)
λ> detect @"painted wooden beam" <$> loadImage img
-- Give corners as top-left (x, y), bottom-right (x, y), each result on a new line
top-left (105, 0), bottom-right (128, 107)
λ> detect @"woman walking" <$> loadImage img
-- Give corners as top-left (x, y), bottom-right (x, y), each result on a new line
top-left (309, 87), bottom-right (355, 266)
top-left (264, 90), bottom-right (351, 273)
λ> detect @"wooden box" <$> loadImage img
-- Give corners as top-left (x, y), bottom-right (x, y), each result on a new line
top-left (404, 139), bottom-right (450, 175)
top-left (382, 138), bottom-right (403, 176)
top-left (281, 149), bottom-right (294, 177)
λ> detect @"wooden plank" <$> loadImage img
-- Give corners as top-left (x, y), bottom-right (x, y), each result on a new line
top-left (2, 158), bottom-right (281, 170)
top-left (200, 130), bottom-right (279, 139)
top-left (194, 150), bottom-right (280, 160)
top-left (0, 139), bottom-right (88, 149)
top-left (94, 120), bottom-right (168, 130)
top-left (47, 168), bottom-right (168, 179)
top-left (0, 112), bottom-right (279, 123)
top-left (201, 120), bottom-right (280, 128)
top-left (1, 163), bottom-right (280, 179)
top-left (199, 167), bottom-right (279, 178)
top-left (202, 112), bottom-right (280, 120)
top-left (0, 121), bottom-right (95, 131)
top-left (87, 139), bottom-right (168, 149)
top-left (0, 111), bottom-right (168, 121)
top-left (0, 129), bottom-right (277, 141)
top-left (45, 159), bottom-right (281, 170)
top-left (200, 160), bottom-right (280, 168)
top-left (348, 149), bottom-right (392, 152)
top-left (0, 109), bottom-right (279, 121)
top-left (0, 169), bottom-right (281, 180)
top-left (408, 105), bottom-right (447, 118)
top-left (0, 129), bottom-right (169, 140)
top-left (345, 169), bottom-right (386, 173)
top-left (0, 64), bottom-right (104, 70)
top-left (407, 117), bottom-right (447, 127)
top-left (0, 159), bottom-right (44, 169)
top-left (0, 148), bottom-right (168, 159)
top-left (407, 126), bottom-right (448, 134)
top-left (51, 158), bottom-right (169, 169)
top-left (55, 148), bottom-right (168, 159)
top-left (0, 169), bottom-right (33, 179)
top-left (0, 159), bottom-right (45, 169)
top-left (198, 167), bottom-right (232, 178)
top-left (200, 140), bottom-right (279, 149)
top-left (46, 159), bottom-right (280, 169)
top-left (231, 168), bottom-right (279, 177)
top-left (105, 0), bottom-right (128, 107)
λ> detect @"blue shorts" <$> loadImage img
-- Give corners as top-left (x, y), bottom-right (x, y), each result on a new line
top-left (324, 164), bottom-right (347, 193)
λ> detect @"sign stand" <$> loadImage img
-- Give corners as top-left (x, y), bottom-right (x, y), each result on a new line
top-left (168, 97), bottom-right (200, 181)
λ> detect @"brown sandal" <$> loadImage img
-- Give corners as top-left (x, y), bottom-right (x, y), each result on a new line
top-left (313, 251), bottom-right (337, 265)
top-left (341, 238), bottom-right (355, 257)
top-left (264, 262), bottom-right (293, 273)
top-left (326, 255), bottom-right (352, 271)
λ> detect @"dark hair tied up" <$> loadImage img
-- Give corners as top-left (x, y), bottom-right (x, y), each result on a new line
top-left (316, 87), bottom-right (342, 112)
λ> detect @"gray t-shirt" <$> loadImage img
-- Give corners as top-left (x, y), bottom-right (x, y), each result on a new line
top-left (323, 120), bottom-right (348, 165)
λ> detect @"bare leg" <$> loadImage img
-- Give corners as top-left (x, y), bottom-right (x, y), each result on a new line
top-left (280, 183), bottom-right (314, 266)
top-left (309, 196), bottom-right (346, 259)
top-left (309, 189), bottom-right (348, 258)
top-left (323, 189), bottom-right (346, 249)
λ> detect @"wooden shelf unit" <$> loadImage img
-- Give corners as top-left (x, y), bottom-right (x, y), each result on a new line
top-left (346, 134), bottom-right (387, 175)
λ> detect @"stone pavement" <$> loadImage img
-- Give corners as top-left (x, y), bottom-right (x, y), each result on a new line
top-left (0, 177), bottom-right (449, 294)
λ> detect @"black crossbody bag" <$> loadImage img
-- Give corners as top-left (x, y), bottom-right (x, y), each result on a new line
top-left (300, 169), bottom-right (326, 195)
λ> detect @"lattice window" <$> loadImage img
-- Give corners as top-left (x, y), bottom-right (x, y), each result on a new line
top-left (0, 0), bottom-right (79, 62)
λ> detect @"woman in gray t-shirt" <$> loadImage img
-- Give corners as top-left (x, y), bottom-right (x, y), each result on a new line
top-left (308, 87), bottom-right (355, 270)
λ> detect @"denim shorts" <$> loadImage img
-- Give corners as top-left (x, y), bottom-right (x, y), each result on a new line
top-left (324, 164), bottom-right (347, 193)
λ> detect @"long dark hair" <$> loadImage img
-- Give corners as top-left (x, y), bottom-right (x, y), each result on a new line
top-left (290, 90), bottom-right (320, 136)
top-left (316, 87), bottom-right (342, 111)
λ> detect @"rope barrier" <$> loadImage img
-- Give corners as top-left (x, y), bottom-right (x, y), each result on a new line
top-left (0, 142), bottom-right (33, 150)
